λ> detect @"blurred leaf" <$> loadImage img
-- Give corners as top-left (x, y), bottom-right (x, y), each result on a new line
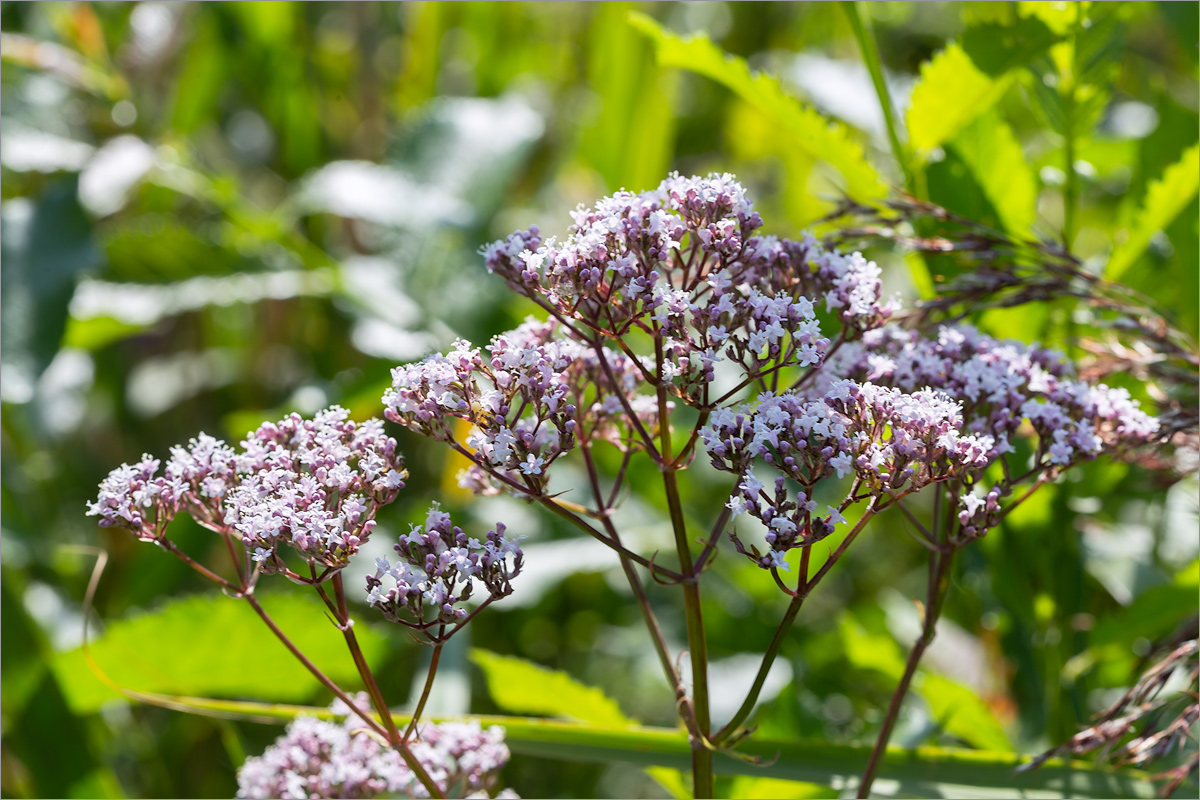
top-left (469, 648), bottom-right (634, 726)
top-left (906, 44), bottom-right (1012, 158)
top-left (630, 13), bottom-right (886, 201)
top-left (1107, 143), bottom-right (1200, 280)
top-left (646, 766), bottom-right (689, 799)
top-left (62, 691), bottom-right (1177, 798)
top-left (918, 674), bottom-right (1013, 753)
top-left (1089, 569), bottom-right (1199, 649)
top-left (0, 572), bottom-right (50, 718)
top-left (839, 618), bottom-right (1011, 752)
top-left (578, 2), bottom-right (676, 192)
top-left (950, 110), bottom-right (1037, 235)
top-left (961, 15), bottom-right (1060, 77)
top-left (1017, 1), bottom-right (1081, 35)
top-left (52, 590), bottom-right (392, 715)
top-left (489, 715), bottom-right (1172, 798)
top-left (167, 13), bottom-right (226, 133)
top-left (926, 145), bottom-right (1004, 235)
top-left (0, 176), bottom-right (103, 385)
top-left (726, 776), bottom-right (838, 798)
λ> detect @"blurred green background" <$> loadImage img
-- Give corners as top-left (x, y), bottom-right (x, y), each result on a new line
top-left (1, 2), bottom-right (1197, 798)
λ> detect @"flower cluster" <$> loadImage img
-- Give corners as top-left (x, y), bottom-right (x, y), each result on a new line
top-left (88, 407), bottom-right (406, 574)
top-left (385, 317), bottom-right (661, 498)
top-left (237, 695), bottom-right (514, 799)
top-left (817, 323), bottom-right (1161, 467)
top-left (366, 504), bottom-right (522, 636)
top-left (482, 174), bottom-right (893, 401)
top-left (702, 381), bottom-right (993, 569)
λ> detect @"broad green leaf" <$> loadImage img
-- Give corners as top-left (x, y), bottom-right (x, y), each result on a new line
top-left (469, 649), bottom-right (633, 726)
top-left (52, 590), bottom-right (393, 715)
top-left (1107, 143), bottom-right (1200, 280)
top-left (629, 12), bottom-right (885, 201)
top-left (950, 111), bottom-right (1037, 235)
top-left (906, 43), bottom-right (1012, 158)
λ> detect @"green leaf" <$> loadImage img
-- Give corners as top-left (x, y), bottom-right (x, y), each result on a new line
top-left (629, 12), bottom-right (885, 201)
top-left (107, 696), bottom-right (1180, 799)
top-left (1107, 143), bottom-right (1200, 281)
top-left (839, 618), bottom-right (1012, 752)
top-left (960, 16), bottom-right (1060, 77)
top-left (950, 110), bottom-right (1038, 235)
top-left (488, 715), bottom-right (1173, 799)
top-left (0, 177), bottom-right (103, 383)
top-left (52, 590), bottom-right (393, 715)
top-left (645, 766), bottom-right (689, 799)
top-left (726, 776), bottom-right (838, 798)
top-left (906, 43), bottom-right (1012, 158)
top-left (918, 673), bottom-right (1013, 753)
top-left (469, 649), bottom-right (633, 726)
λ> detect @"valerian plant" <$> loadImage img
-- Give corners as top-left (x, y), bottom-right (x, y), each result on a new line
top-left (91, 174), bottom-right (1167, 799)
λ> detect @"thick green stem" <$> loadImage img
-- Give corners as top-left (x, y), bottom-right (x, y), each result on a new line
top-left (655, 338), bottom-right (713, 799)
top-left (842, 1), bottom-right (913, 192)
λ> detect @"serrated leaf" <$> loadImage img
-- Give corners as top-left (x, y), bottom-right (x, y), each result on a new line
top-left (51, 590), bottom-right (393, 715)
top-left (629, 12), bottom-right (885, 201)
top-left (469, 649), bottom-right (633, 726)
top-left (1107, 143), bottom-right (1200, 281)
top-left (950, 111), bottom-right (1037, 235)
top-left (906, 44), bottom-right (1013, 158)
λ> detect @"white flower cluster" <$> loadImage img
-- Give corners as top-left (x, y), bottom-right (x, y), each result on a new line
top-left (88, 407), bottom-right (406, 573)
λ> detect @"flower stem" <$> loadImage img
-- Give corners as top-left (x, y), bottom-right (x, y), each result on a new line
top-left (656, 338), bottom-right (713, 799)
top-left (714, 501), bottom-right (874, 745)
top-left (579, 443), bottom-right (688, 712)
top-left (328, 573), bottom-right (446, 800)
top-left (857, 543), bottom-right (957, 798)
top-left (404, 643), bottom-right (443, 742)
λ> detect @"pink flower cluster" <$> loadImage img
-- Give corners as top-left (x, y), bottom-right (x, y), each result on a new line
top-left (384, 317), bottom-right (658, 499)
top-left (818, 324), bottom-right (1161, 467)
top-left (88, 407), bottom-right (406, 573)
top-left (701, 381), bottom-right (993, 569)
top-left (482, 173), bottom-right (894, 401)
top-left (366, 503), bottom-right (522, 635)
top-left (237, 695), bottom-right (514, 799)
